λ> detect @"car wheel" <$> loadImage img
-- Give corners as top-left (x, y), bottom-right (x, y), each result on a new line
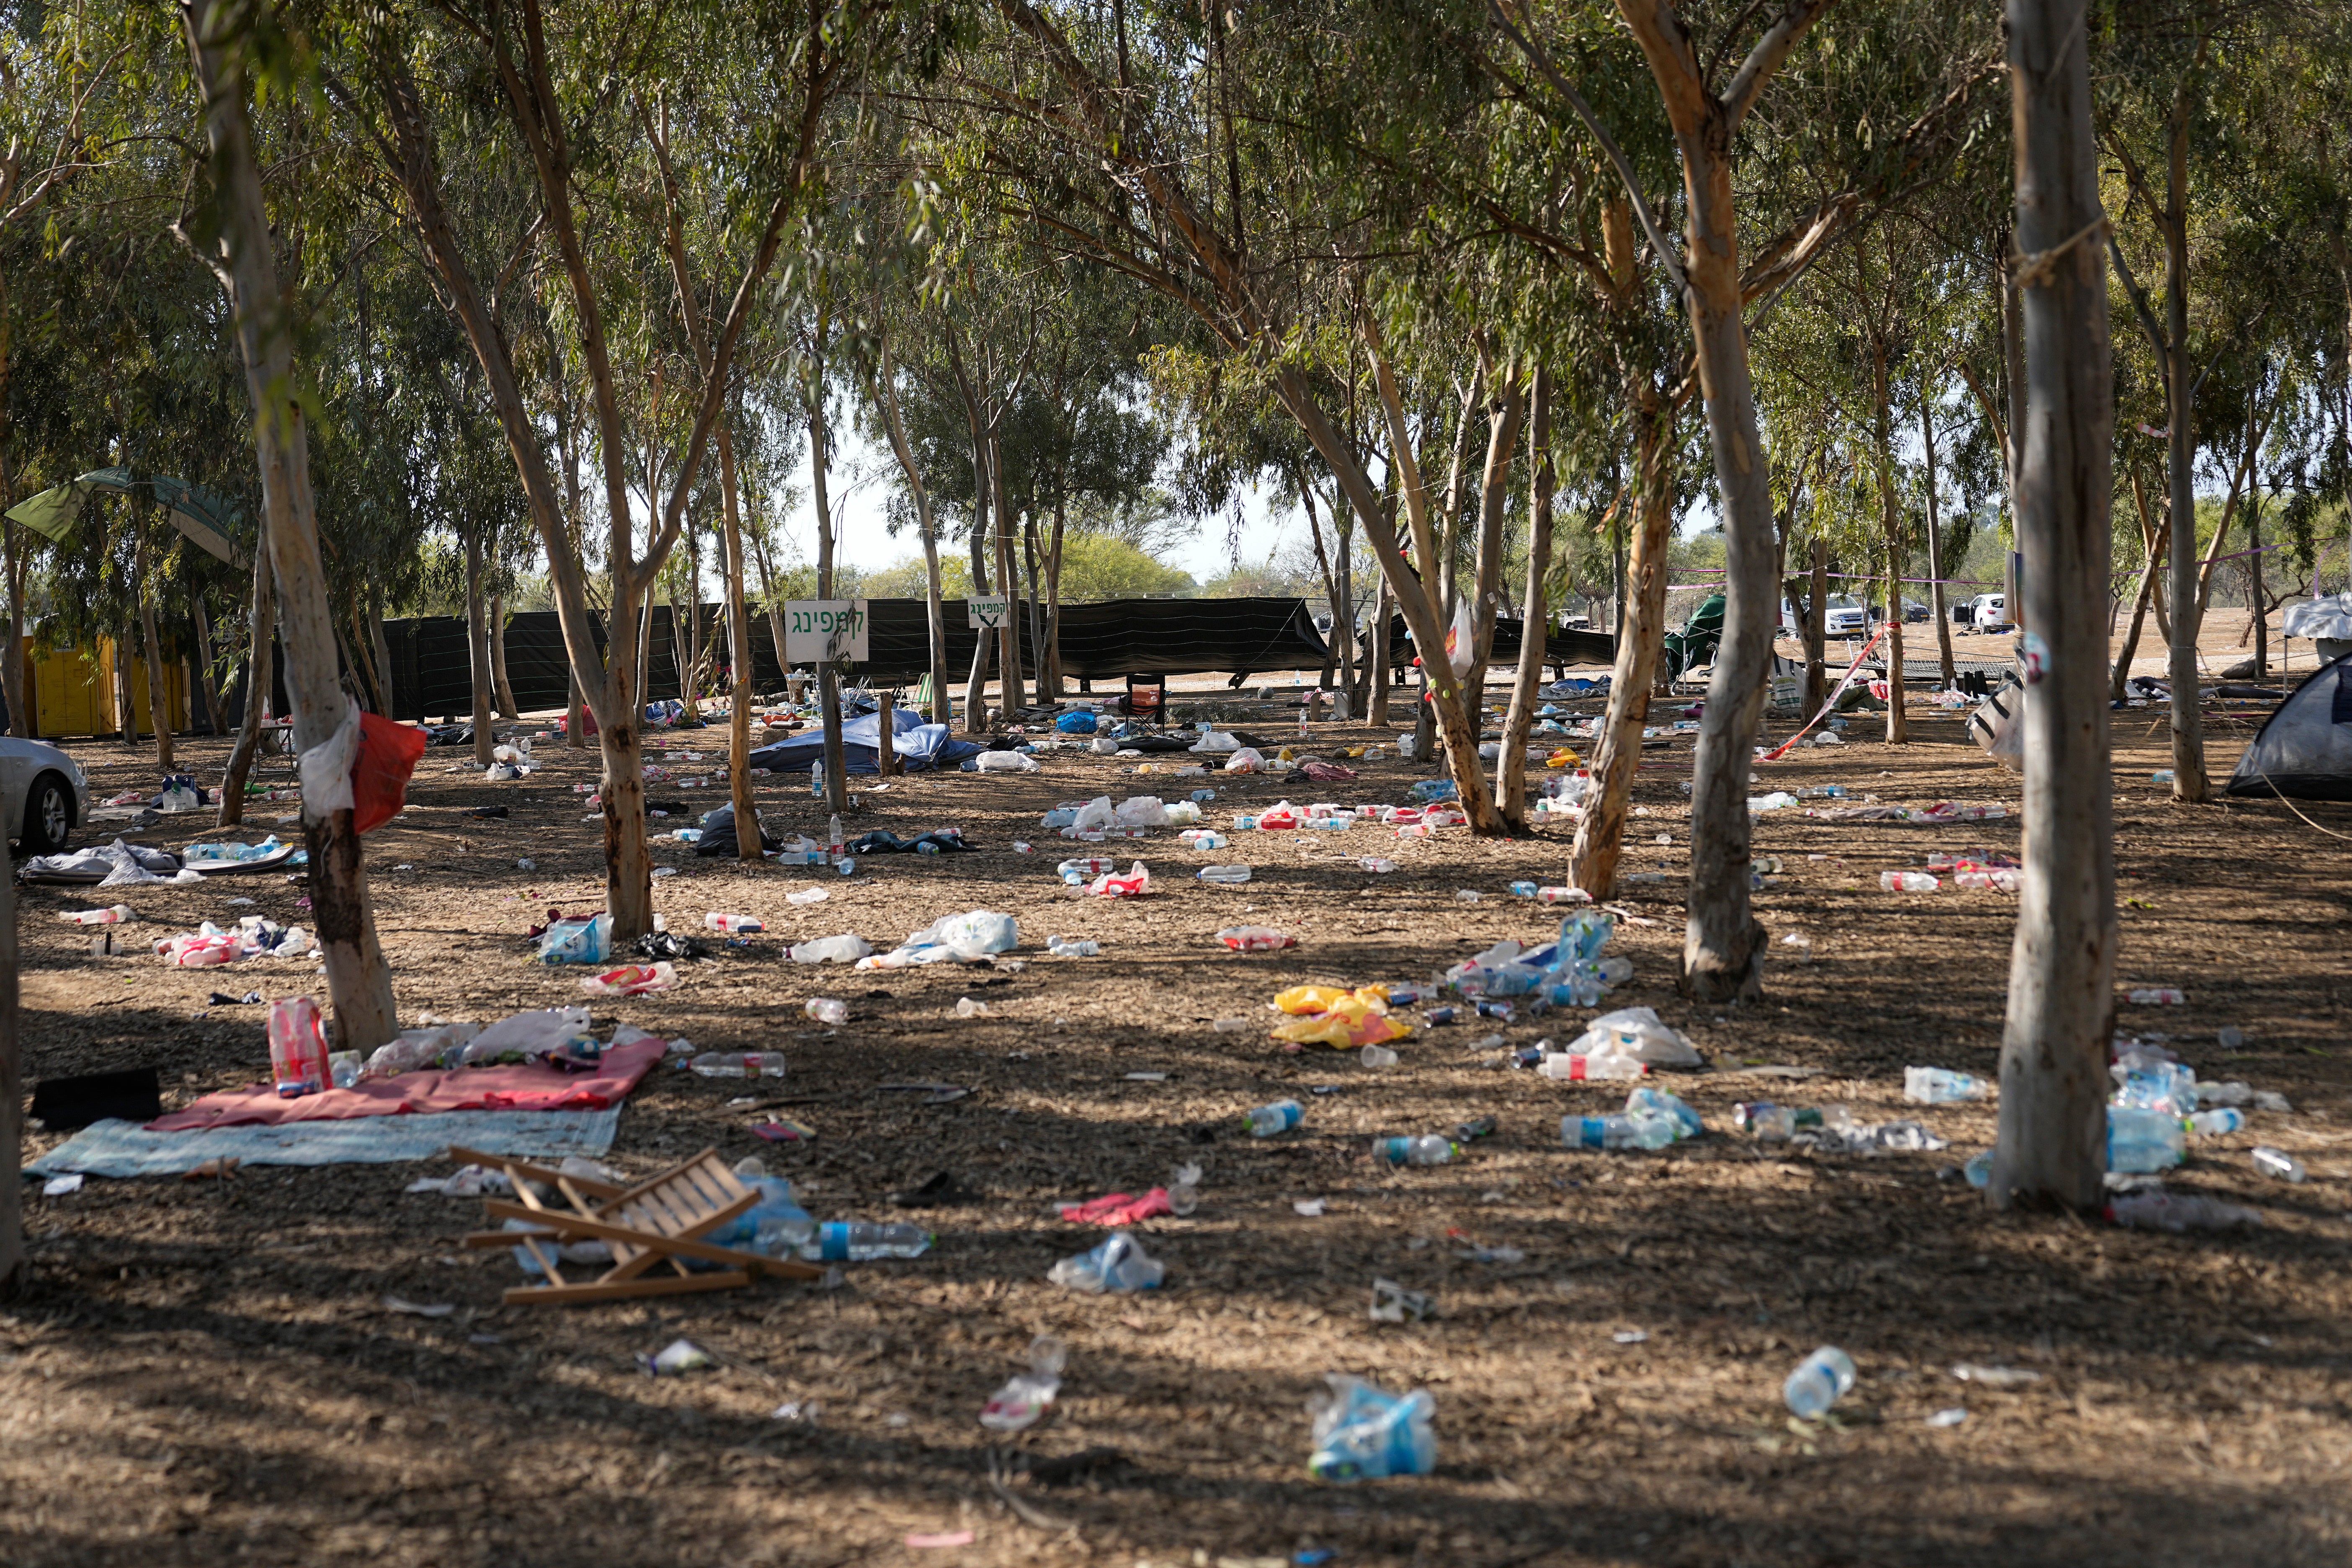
top-left (22, 771), bottom-right (71, 855)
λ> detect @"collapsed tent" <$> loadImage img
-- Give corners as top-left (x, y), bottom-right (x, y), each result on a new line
top-left (2225, 653), bottom-right (2352, 801)
top-left (746, 706), bottom-right (985, 775)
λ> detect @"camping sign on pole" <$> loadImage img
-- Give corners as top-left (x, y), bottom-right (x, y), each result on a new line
top-left (784, 600), bottom-right (868, 663)
top-left (967, 596), bottom-right (1011, 630)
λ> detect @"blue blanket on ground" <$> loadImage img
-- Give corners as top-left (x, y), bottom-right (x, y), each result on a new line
top-left (24, 1108), bottom-right (623, 1178)
top-left (748, 708), bottom-right (984, 775)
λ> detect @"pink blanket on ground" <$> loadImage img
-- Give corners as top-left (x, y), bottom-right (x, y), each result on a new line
top-left (145, 1039), bottom-right (667, 1131)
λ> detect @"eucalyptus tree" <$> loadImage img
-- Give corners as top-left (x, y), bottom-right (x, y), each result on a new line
top-left (340, 0), bottom-right (916, 938)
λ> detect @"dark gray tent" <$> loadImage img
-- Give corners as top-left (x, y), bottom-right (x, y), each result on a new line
top-left (2225, 653), bottom-right (2352, 801)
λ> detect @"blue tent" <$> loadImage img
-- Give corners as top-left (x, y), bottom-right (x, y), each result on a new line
top-left (747, 707), bottom-right (985, 775)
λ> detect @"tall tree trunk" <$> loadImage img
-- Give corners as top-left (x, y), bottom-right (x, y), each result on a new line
top-left (188, 3), bottom-right (397, 1051)
top-left (133, 534), bottom-right (176, 769)
top-left (0, 848), bottom-right (20, 1295)
top-left (218, 535), bottom-right (274, 827)
top-left (1805, 531), bottom-right (1828, 715)
top-left (1570, 407), bottom-right (1674, 896)
top-left (716, 428), bottom-right (760, 859)
top-left (2247, 494), bottom-right (2267, 676)
top-left (192, 593), bottom-right (228, 735)
top-left (1868, 314), bottom-right (1908, 744)
top-left (0, 276), bottom-right (25, 739)
top-left (369, 589), bottom-right (395, 720)
top-left (490, 590), bottom-right (519, 718)
top-left (1989, 0), bottom-right (2117, 1213)
top-left (464, 528), bottom-right (495, 764)
top-left (961, 417), bottom-right (993, 732)
top-left (1465, 369), bottom-right (1526, 716)
top-left (1021, 510), bottom-right (1051, 701)
top-left (876, 344), bottom-right (952, 723)
top-left (1921, 404), bottom-right (1956, 686)
top-left (1044, 498), bottom-right (1067, 706)
top-left (1368, 573), bottom-right (1392, 725)
top-left (2111, 531), bottom-right (2165, 702)
top-left (2161, 73), bottom-right (2208, 801)
top-left (810, 395), bottom-right (847, 814)
top-left (1498, 366), bottom-right (1553, 825)
top-left (990, 431), bottom-right (1023, 715)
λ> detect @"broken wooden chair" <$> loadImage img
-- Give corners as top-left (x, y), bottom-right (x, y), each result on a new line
top-left (446, 1144), bottom-right (825, 1306)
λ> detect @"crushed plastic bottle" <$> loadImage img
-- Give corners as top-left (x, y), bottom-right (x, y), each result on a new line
top-left (2252, 1146), bottom-right (2306, 1183)
top-left (1372, 1134), bottom-right (1455, 1166)
top-left (1784, 1346), bottom-right (1857, 1419)
top-left (803, 998), bottom-right (848, 1025)
top-left (2186, 1109), bottom-right (2244, 1136)
top-left (62, 905), bottom-right (134, 926)
top-left (706, 913), bottom-right (766, 935)
top-left (1904, 1066), bottom-right (1990, 1104)
top-left (1307, 1374), bottom-right (1436, 1481)
top-left (1623, 1087), bottom-right (1703, 1138)
top-left (789, 934), bottom-right (872, 964)
top-left (1058, 856), bottom-right (1118, 885)
top-left (1188, 831), bottom-right (1231, 851)
top-left (1217, 926), bottom-right (1296, 951)
top-left (2128, 988), bottom-right (2187, 1005)
top-left (690, 1051), bottom-right (786, 1079)
top-left (2107, 1104), bottom-right (2186, 1173)
top-left (1047, 1230), bottom-right (1164, 1292)
top-left (1046, 935), bottom-right (1100, 957)
top-left (1245, 1099), bottom-right (1304, 1137)
top-left (979, 1334), bottom-right (1067, 1432)
top-left (1733, 1103), bottom-right (1853, 1140)
top-left (1359, 856), bottom-right (1399, 872)
top-left (1880, 871), bottom-right (1940, 892)
top-left (1563, 1112), bottom-right (1679, 1151)
top-left (1198, 865), bottom-right (1252, 884)
top-left (1537, 1051), bottom-right (1645, 1082)
top-left (268, 996), bottom-right (331, 1099)
top-left (805, 1221), bottom-right (932, 1261)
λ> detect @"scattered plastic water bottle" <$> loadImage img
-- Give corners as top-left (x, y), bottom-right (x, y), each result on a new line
top-left (1233, 814), bottom-right (1260, 831)
top-left (1047, 1230), bottom-right (1164, 1292)
top-left (2186, 1109), bottom-right (2244, 1136)
top-left (1372, 1134), bottom-right (1453, 1166)
top-left (1536, 886), bottom-right (1591, 905)
top-left (803, 998), bottom-right (847, 1025)
top-left (1308, 1374), bottom-right (1436, 1481)
top-left (954, 997), bottom-right (991, 1018)
top-left (2128, 987), bottom-right (2187, 1005)
top-left (1538, 1052), bottom-right (1645, 1082)
top-left (1963, 1149), bottom-right (1994, 1187)
top-left (1046, 935), bottom-right (1099, 957)
top-left (1563, 1112), bottom-right (1679, 1151)
top-left (804, 1221), bottom-right (931, 1261)
top-left (1190, 788), bottom-right (1216, 802)
top-left (2151, 769), bottom-right (2174, 784)
top-left (1198, 865), bottom-right (1252, 884)
top-left (1360, 857), bottom-right (1399, 872)
top-left (1733, 1102), bottom-right (1852, 1139)
top-left (1058, 857), bottom-right (1117, 884)
top-left (1904, 1067), bottom-right (1989, 1104)
top-left (1783, 1346), bottom-right (1857, 1419)
top-left (1360, 1044), bottom-right (1399, 1068)
top-left (836, 856), bottom-right (856, 877)
top-left (1881, 871), bottom-right (1939, 892)
top-left (268, 996), bottom-right (331, 1099)
top-left (328, 1050), bottom-right (362, 1091)
top-left (706, 913), bottom-right (765, 935)
top-left (2107, 1104), bottom-right (2186, 1173)
top-left (1189, 831), bottom-right (1230, 850)
top-left (62, 905), bottom-right (134, 925)
top-left (2252, 1146), bottom-right (2306, 1182)
top-left (810, 757), bottom-right (825, 800)
top-left (1508, 881), bottom-right (1540, 897)
top-left (2107, 1190), bottom-right (2262, 1231)
top-left (691, 1052), bottom-right (787, 1078)
top-left (1624, 1087), bottom-right (1703, 1138)
top-left (1245, 1099), bottom-right (1303, 1137)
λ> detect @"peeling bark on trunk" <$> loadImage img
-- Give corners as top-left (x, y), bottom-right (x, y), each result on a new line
top-left (876, 343), bottom-right (952, 724)
top-left (464, 529), bottom-right (495, 764)
top-left (1922, 405), bottom-right (1956, 686)
top-left (192, 593), bottom-right (228, 736)
top-left (1989, 0), bottom-right (2117, 1213)
top-left (490, 591), bottom-right (519, 719)
top-left (134, 532), bottom-right (176, 769)
top-left (188, 3), bottom-right (397, 1051)
top-left (810, 395), bottom-right (848, 815)
top-left (1465, 371), bottom-right (1525, 724)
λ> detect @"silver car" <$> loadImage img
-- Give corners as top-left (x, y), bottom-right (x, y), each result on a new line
top-left (0, 738), bottom-right (90, 854)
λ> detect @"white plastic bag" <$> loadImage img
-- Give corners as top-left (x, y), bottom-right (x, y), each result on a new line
top-left (1073, 796), bottom-right (1116, 833)
top-left (1190, 731), bottom-right (1241, 754)
top-left (1444, 596), bottom-right (1476, 679)
top-left (915, 909), bottom-right (1019, 957)
top-left (459, 1006), bottom-right (593, 1065)
top-left (1113, 796), bottom-right (1169, 828)
top-left (1225, 747), bottom-right (1264, 774)
top-left (974, 750), bottom-right (1040, 773)
top-left (1562, 1006), bottom-right (1701, 1068)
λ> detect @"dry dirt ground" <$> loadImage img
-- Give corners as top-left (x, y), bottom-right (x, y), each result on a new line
top-left (4, 661), bottom-right (2350, 1568)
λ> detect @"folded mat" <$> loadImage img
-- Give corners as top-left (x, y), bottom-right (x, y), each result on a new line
top-left (145, 1037), bottom-right (665, 1131)
top-left (27, 1108), bottom-right (622, 1178)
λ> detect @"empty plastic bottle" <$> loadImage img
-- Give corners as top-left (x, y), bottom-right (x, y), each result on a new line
top-left (2252, 1146), bottom-right (2306, 1183)
top-left (1625, 1087), bottom-right (1703, 1138)
top-left (1538, 1052), bottom-right (1645, 1082)
top-left (1535, 887), bottom-right (1590, 905)
top-left (2128, 987), bottom-right (2187, 1005)
top-left (706, 913), bottom-right (766, 935)
top-left (1904, 1067), bottom-right (1990, 1104)
top-left (1244, 1099), bottom-right (1303, 1137)
top-left (1733, 1102), bottom-right (1852, 1140)
top-left (2186, 1109), bottom-right (2244, 1136)
top-left (1360, 1044), bottom-right (1399, 1068)
top-left (1360, 857), bottom-right (1399, 872)
top-left (1189, 831), bottom-right (1230, 850)
top-left (1508, 881), bottom-right (1540, 897)
top-left (803, 998), bottom-right (848, 1025)
top-left (2107, 1190), bottom-right (2262, 1231)
top-left (810, 758), bottom-right (825, 800)
top-left (1190, 789), bottom-right (1217, 802)
top-left (2107, 1104), bottom-right (2186, 1173)
top-left (1046, 935), bottom-right (1100, 957)
top-left (1880, 871), bottom-right (1940, 892)
top-left (804, 1221), bottom-right (932, 1261)
top-left (62, 905), bottom-right (134, 926)
top-left (1784, 1346), bottom-right (1857, 1419)
top-left (1563, 1112), bottom-right (1679, 1151)
top-left (1372, 1134), bottom-right (1454, 1166)
top-left (1198, 865), bottom-right (1252, 884)
top-left (690, 1051), bottom-right (787, 1079)
top-left (1047, 1230), bottom-right (1165, 1292)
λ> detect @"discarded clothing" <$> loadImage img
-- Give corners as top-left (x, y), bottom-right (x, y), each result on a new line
top-left (1059, 1188), bottom-right (1174, 1226)
top-left (845, 829), bottom-right (977, 854)
top-left (146, 1037), bottom-right (664, 1131)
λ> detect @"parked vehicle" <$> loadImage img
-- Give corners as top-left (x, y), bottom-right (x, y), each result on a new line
top-left (1823, 596), bottom-right (1870, 636)
top-left (1, 736), bottom-right (88, 854)
top-left (1968, 593), bottom-right (2009, 629)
